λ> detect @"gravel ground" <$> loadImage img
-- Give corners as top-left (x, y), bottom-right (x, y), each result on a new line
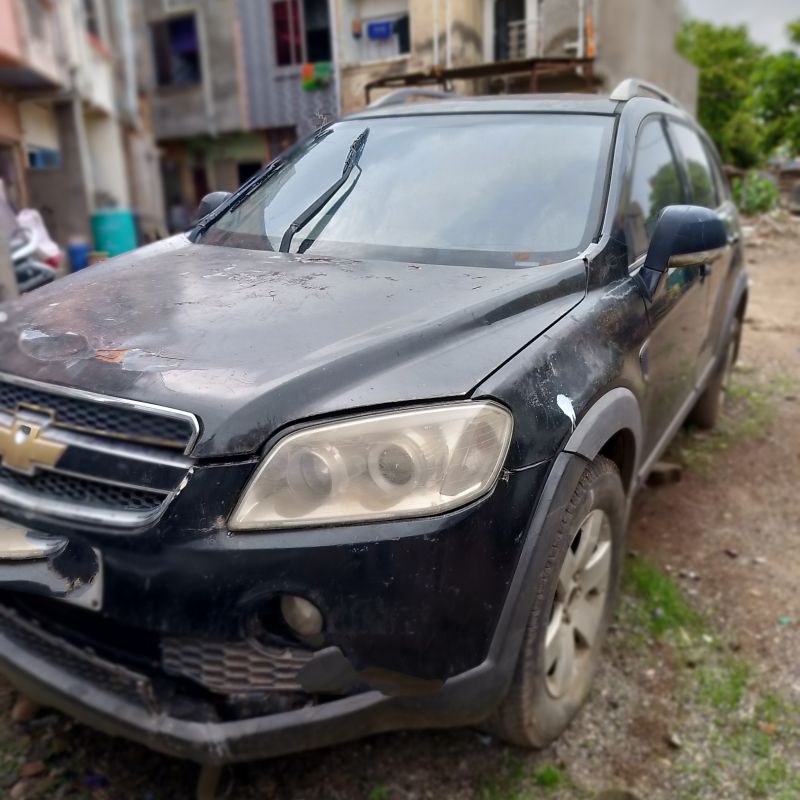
top-left (1, 215), bottom-right (799, 800)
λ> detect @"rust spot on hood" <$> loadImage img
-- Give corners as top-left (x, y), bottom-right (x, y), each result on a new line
top-left (95, 348), bottom-right (131, 364)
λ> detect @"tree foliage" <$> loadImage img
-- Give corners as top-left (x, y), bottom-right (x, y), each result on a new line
top-left (677, 18), bottom-right (800, 167)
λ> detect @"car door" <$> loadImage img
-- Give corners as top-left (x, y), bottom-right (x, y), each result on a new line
top-left (623, 116), bottom-right (709, 459)
top-left (668, 120), bottom-right (737, 368)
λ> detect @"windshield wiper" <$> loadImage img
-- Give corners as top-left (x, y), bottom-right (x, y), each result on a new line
top-left (279, 127), bottom-right (369, 253)
top-left (190, 158), bottom-right (286, 240)
top-left (224, 158), bottom-right (286, 216)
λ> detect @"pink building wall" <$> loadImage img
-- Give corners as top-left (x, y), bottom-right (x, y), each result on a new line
top-left (0, 0), bottom-right (23, 64)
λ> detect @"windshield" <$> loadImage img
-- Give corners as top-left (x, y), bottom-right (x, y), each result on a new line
top-left (199, 113), bottom-right (614, 268)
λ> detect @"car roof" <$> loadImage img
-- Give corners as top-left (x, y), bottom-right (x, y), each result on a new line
top-left (350, 93), bottom-right (622, 119)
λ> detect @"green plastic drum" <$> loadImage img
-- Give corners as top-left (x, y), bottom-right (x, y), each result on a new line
top-left (91, 209), bottom-right (138, 256)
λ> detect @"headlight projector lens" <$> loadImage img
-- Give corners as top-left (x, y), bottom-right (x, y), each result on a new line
top-left (286, 446), bottom-right (347, 498)
top-left (367, 434), bottom-right (438, 495)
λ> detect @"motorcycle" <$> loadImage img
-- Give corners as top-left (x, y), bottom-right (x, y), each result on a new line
top-left (11, 227), bottom-right (57, 294)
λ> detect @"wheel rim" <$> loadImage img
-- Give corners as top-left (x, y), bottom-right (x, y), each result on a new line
top-left (544, 508), bottom-right (612, 699)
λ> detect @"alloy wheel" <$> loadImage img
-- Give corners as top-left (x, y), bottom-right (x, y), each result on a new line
top-left (545, 508), bottom-right (612, 699)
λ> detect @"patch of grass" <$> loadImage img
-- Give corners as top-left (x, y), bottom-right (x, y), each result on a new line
top-left (479, 756), bottom-right (577, 799)
top-left (671, 369), bottom-right (793, 475)
top-left (697, 658), bottom-right (750, 711)
top-left (616, 550), bottom-right (800, 799)
top-left (533, 763), bottom-right (563, 788)
top-left (479, 753), bottom-right (526, 800)
top-left (623, 557), bottom-right (702, 636)
top-left (368, 785), bottom-right (392, 800)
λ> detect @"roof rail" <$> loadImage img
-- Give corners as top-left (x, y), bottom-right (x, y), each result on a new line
top-left (368, 88), bottom-right (456, 109)
top-left (609, 78), bottom-right (682, 109)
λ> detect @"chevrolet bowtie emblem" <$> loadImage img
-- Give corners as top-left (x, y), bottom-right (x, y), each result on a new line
top-left (0, 418), bottom-right (66, 475)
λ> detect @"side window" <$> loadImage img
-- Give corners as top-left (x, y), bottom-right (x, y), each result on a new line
top-left (704, 141), bottom-right (730, 203)
top-left (626, 118), bottom-right (684, 260)
top-left (670, 123), bottom-right (719, 209)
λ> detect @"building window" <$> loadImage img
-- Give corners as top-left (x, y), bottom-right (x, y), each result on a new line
top-left (83, 0), bottom-right (100, 38)
top-left (273, 0), bottom-right (303, 65)
top-left (272, 0), bottom-right (331, 66)
top-left (151, 15), bottom-right (202, 87)
top-left (303, 0), bottom-right (332, 62)
top-left (27, 148), bottom-right (62, 170)
top-left (344, 0), bottom-right (410, 64)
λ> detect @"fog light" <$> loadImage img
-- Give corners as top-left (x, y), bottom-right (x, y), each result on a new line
top-left (281, 594), bottom-right (323, 637)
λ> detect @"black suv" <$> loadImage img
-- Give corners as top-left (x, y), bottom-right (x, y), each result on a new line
top-left (0, 81), bottom-right (745, 763)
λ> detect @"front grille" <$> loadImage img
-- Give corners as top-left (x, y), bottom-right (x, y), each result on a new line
top-left (0, 380), bottom-right (195, 450)
top-left (0, 466), bottom-right (164, 513)
top-left (0, 376), bottom-right (198, 526)
top-left (162, 637), bottom-right (314, 694)
top-left (0, 604), bottom-right (158, 713)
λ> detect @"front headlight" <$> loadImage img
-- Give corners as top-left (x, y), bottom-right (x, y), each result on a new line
top-left (229, 402), bottom-right (513, 530)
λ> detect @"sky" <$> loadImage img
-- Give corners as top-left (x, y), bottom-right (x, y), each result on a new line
top-left (683, 0), bottom-right (798, 51)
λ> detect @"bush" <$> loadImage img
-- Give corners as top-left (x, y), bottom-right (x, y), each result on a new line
top-left (732, 170), bottom-right (779, 214)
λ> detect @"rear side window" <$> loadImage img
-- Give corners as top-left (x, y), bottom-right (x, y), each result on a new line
top-left (670, 123), bottom-right (719, 209)
top-left (626, 118), bottom-right (684, 259)
top-left (704, 141), bottom-right (730, 203)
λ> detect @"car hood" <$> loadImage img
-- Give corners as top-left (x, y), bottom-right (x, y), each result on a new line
top-left (0, 237), bottom-right (586, 458)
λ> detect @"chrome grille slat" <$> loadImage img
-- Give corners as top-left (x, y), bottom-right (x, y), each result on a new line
top-left (0, 375), bottom-right (198, 527)
top-left (0, 371), bottom-right (198, 453)
top-left (0, 466), bottom-right (165, 512)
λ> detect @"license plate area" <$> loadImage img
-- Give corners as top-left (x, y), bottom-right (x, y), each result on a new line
top-left (0, 517), bottom-right (103, 611)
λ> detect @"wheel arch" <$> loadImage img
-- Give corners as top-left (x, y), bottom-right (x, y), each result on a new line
top-left (562, 387), bottom-right (642, 495)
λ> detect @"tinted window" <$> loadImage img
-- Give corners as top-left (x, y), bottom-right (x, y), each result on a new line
top-left (200, 114), bottom-right (615, 268)
top-left (626, 118), bottom-right (684, 259)
top-left (704, 141), bottom-right (729, 202)
top-left (671, 123), bottom-right (718, 209)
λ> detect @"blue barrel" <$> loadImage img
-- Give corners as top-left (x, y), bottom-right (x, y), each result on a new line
top-left (91, 209), bottom-right (138, 256)
top-left (67, 241), bottom-right (91, 271)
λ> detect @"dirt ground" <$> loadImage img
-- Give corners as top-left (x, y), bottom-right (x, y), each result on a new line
top-left (1, 216), bottom-right (799, 800)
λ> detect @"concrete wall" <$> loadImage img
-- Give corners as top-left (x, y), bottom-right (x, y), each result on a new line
top-left (26, 102), bottom-right (92, 244)
top-left (58, 0), bottom-right (116, 114)
top-left (0, 99), bottom-right (21, 143)
top-left (16, 0), bottom-right (64, 86)
top-left (19, 102), bottom-right (60, 151)
top-left (410, 0), bottom-right (483, 68)
top-left (85, 111), bottom-right (130, 207)
top-left (0, 0), bottom-right (23, 63)
top-left (237, 0), bottom-right (337, 138)
top-left (337, 0), bottom-right (484, 113)
top-left (124, 127), bottom-right (167, 240)
top-left (140, 0), bottom-right (245, 141)
top-left (594, 0), bottom-right (698, 114)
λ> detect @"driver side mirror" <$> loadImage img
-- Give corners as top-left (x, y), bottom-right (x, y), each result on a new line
top-left (191, 191), bottom-right (231, 227)
top-left (638, 205), bottom-right (727, 301)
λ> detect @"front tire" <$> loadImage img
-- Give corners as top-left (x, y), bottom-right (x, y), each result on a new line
top-left (488, 456), bottom-right (626, 748)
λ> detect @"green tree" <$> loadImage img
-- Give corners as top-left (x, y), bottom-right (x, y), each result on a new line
top-left (676, 20), bottom-right (765, 166)
top-left (788, 20), bottom-right (800, 47)
top-left (751, 45), bottom-right (800, 154)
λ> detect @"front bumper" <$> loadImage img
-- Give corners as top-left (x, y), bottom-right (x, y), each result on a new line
top-left (0, 602), bottom-right (508, 764)
top-left (0, 462), bottom-right (551, 761)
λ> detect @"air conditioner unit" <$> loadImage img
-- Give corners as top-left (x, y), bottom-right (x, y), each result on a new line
top-left (163, 0), bottom-right (195, 13)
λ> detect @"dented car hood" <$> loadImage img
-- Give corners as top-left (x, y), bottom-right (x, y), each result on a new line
top-left (0, 237), bottom-right (586, 458)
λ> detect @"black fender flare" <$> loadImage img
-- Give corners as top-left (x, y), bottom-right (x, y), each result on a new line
top-left (562, 386), bottom-right (643, 494)
top-left (480, 388), bottom-right (643, 704)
